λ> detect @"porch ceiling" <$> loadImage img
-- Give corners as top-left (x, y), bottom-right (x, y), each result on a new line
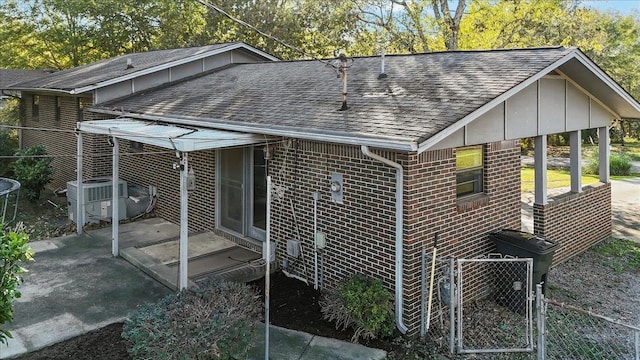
top-left (78, 118), bottom-right (267, 152)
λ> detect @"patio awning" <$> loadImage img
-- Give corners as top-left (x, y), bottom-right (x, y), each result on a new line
top-left (78, 118), bottom-right (267, 152)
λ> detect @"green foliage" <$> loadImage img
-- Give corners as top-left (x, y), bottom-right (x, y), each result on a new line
top-left (585, 150), bottom-right (632, 176)
top-left (0, 222), bottom-right (34, 345)
top-left (593, 238), bottom-right (640, 273)
top-left (122, 279), bottom-right (262, 360)
top-left (0, 99), bottom-right (20, 177)
top-left (0, 130), bottom-right (18, 178)
top-left (320, 274), bottom-right (394, 343)
top-left (12, 145), bottom-right (54, 202)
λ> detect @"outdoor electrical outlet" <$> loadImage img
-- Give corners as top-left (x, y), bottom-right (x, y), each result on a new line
top-left (330, 172), bottom-right (343, 203)
top-left (315, 231), bottom-right (326, 250)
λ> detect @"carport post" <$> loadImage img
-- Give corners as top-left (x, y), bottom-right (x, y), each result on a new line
top-left (570, 131), bottom-right (582, 193)
top-left (599, 127), bottom-right (610, 183)
top-left (534, 135), bottom-right (548, 205)
top-left (76, 127), bottom-right (84, 235)
top-left (179, 152), bottom-right (189, 290)
top-left (112, 137), bottom-right (119, 257)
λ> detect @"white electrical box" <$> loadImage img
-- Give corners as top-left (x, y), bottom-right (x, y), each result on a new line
top-left (315, 232), bottom-right (327, 250)
top-left (287, 240), bottom-right (301, 258)
top-left (262, 241), bottom-right (275, 262)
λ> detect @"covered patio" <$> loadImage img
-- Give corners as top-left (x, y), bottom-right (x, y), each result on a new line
top-left (76, 118), bottom-right (269, 289)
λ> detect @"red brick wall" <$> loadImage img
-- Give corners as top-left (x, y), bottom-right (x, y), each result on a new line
top-left (117, 141), bottom-right (216, 232)
top-left (533, 183), bottom-right (611, 265)
top-left (266, 140), bottom-right (522, 334)
top-left (268, 140), bottom-right (398, 291)
top-left (21, 94), bottom-right (94, 189)
top-left (22, 94), bottom-right (76, 190)
top-left (402, 140), bottom-right (522, 333)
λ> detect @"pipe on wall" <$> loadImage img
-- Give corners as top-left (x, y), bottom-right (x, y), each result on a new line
top-left (361, 145), bottom-right (408, 334)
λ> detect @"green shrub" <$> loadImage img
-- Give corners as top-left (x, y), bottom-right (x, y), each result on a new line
top-left (12, 145), bottom-right (54, 202)
top-left (584, 150), bottom-right (632, 176)
top-left (320, 274), bottom-right (394, 343)
top-left (122, 279), bottom-right (262, 360)
top-left (0, 223), bottom-right (34, 345)
top-left (0, 129), bottom-right (18, 178)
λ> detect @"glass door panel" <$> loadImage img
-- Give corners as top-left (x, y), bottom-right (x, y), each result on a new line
top-left (219, 148), bottom-right (244, 234)
top-left (248, 147), bottom-right (267, 240)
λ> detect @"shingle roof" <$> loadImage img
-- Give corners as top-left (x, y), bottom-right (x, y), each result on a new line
top-left (5, 43), bottom-right (250, 92)
top-left (0, 69), bottom-right (52, 88)
top-left (94, 47), bottom-right (575, 146)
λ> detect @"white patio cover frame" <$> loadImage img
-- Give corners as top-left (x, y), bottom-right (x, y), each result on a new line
top-left (76, 118), bottom-right (267, 289)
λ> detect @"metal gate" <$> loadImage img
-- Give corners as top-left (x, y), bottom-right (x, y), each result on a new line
top-left (456, 256), bottom-right (534, 354)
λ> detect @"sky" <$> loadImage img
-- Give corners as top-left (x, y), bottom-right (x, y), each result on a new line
top-left (580, 0), bottom-right (640, 14)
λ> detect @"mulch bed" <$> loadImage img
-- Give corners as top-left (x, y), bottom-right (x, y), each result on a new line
top-left (12, 272), bottom-right (403, 359)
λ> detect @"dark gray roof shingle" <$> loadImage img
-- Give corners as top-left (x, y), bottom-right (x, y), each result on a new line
top-left (0, 69), bottom-right (53, 89)
top-left (95, 47), bottom-right (574, 145)
top-left (6, 43), bottom-right (240, 91)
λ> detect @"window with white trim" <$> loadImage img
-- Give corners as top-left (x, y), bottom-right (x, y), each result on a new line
top-left (456, 146), bottom-right (484, 197)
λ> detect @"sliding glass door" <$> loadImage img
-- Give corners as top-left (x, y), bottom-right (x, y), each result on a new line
top-left (218, 147), bottom-right (266, 241)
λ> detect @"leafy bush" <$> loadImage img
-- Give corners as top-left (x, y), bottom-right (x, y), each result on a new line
top-left (320, 274), bottom-right (394, 343)
top-left (0, 129), bottom-right (18, 177)
top-left (122, 279), bottom-right (262, 360)
top-left (0, 223), bottom-right (34, 345)
top-left (12, 145), bottom-right (54, 202)
top-left (584, 150), bottom-right (632, 176)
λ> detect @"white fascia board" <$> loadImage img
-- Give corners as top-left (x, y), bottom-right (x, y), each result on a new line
top-left (416, 50), bottom-right (580, 154)
top-left (71, 43), bottom-right (279, 95)
top-left (88, 108), bottom-right (419, 152)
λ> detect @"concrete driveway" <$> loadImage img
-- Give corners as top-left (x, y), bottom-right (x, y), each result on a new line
top-left (611, 177), bottom-right (640, 241)
top-left (1, 232), bottom-right (171, 358)
top-left (1, 224), bottom-right (387, 360)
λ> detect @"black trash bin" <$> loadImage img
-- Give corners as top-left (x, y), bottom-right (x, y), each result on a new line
top-left (490, 229), bottom-right (558, 294)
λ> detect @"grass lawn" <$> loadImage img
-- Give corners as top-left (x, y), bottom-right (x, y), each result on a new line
top-left (521, 168), bottom-right (600, 192)
top-left (521, 167), bottom-right (638, 192)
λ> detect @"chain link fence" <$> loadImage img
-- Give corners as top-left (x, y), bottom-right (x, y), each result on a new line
top-left (421, 257), bottom-right (640, 359)
top-left (457, 257), bottom-right (534, 354)
top-left (538, 289), bottom-right (640, 360)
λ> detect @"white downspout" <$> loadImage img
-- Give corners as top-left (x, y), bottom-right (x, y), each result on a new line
top-left (361, 145), bottom-right (408, 334)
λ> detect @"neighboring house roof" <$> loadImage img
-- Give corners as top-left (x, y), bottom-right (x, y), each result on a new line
top-left (0, 69), bottom-right (52, 89)
top-left (87, 47), bottom-right (640, 151)
top-left (5, 42), bottom-right (277, 95)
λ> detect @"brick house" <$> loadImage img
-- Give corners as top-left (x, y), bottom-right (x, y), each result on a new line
top-left (5, 45), bottom-right (640, 334)
top-left (2, 43), bottom-right (277, 190)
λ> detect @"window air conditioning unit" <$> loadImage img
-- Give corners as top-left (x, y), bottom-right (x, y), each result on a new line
top-left (67, 178), bottom-right (127, 224)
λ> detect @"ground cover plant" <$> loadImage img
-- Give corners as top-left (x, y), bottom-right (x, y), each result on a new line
top-left (0, 223), bottom-right (33, 345)
top-left (122, 279), bottom-right (261, 360)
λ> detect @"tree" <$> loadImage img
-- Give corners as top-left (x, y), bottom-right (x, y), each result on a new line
top-left (349, 0), bottom-right (468, 53)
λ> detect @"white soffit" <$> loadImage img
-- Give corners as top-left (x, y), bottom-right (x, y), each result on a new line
top-left (79, 118), bottom-right (267, 152)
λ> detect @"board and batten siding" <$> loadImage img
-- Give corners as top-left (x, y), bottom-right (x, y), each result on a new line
top-left (431, 77), bottom-right (615, 149)
top-left (93, 49), bottom-right (268, 104)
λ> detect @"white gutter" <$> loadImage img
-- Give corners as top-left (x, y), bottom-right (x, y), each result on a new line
top-left (89, 108), bottom-right (419, 152)
top-left (360, 145), bottom-right (408, 334)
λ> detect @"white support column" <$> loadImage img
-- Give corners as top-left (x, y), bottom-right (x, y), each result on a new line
top-left (534, 135), bottom-right (548, 205)
top-left (599, 127), bottom-right (610, 183)
top-left (570, 131), bottom-right (582, 193)
top-left (179, 152), bottom-right (189, 290)
top-left (76, 127), bottom-right (84, 235)
top-left (111, 137), bottom-right (119, 257)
